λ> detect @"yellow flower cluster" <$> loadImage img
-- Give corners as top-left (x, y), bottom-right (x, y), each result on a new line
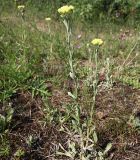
top-left (17, 5), bottom-right (25, 10)
top-left (58, 5), bottom-right (74, 15)
top-left (45, 17), bottom-right (51, 21)
top-left (91, 38), bottom-right (103, 46)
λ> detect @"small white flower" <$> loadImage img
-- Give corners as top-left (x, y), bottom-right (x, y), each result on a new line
top-left (45, 17), bottom-right (51, 21)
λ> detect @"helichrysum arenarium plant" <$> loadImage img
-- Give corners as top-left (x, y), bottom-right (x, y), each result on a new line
top-left (45, 17), bottom-right (51, 34)
top-left (89, 38), bottom-right (104, 120)
top-left (57, 6), bottom-right (112, 159)
top-left (58, 5), bottom-right (78, 99)
top-left (17, 5), bottom-right (25, 20)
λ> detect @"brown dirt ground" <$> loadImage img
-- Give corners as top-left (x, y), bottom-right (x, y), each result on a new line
top-left (0, 82), bottom-right (140, 160)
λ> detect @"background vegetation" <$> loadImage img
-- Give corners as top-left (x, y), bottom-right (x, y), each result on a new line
top-left (1, 0), bottom-right (140, 22)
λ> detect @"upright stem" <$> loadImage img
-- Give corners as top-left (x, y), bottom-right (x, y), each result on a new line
top-left (94, 48), bottom-right (98, 94)
top-left (65, 19), bottom-right (74, 74)
top-left (90, 48), bottom-right (98, 120)
top-left (63, 18), bottom-right (78, 99)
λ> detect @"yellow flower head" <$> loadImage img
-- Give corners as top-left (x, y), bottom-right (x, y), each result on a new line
top-left (58, 5), bottom-right (74, 15)
top-left (17, 5), bottom-right (25, 10)
top-left (91, 38), bottom-right (103, 46)
top-left (45, 17), bottom-right (51, 21)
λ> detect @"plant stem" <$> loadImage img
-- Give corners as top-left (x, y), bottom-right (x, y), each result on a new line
top-left (63, 18), bottom-right (78, 99)
top-left (90, 48), bottom-right (98, 121)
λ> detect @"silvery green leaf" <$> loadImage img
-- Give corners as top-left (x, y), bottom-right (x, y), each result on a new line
top-left (56, 151), bottom-right (66, 156)
top-left (103, 143), bottom-right (112, 155)
top-left (65, 152), bottom-right (74, 159)
top-left (68, 141), bottom-right (76, 153)
top-left (6, 108), bottom-right (14, 123)
top-left (56, 150), bottom-right (74, 159)
top-left (81, 155), bottom-right (89, 160)
top-left (0, 114), bottom-right (5, 121)
top-left (59, 126), bottom-right (64, 131)
top-left (98, 151), bottom-right (103, 157)
top-left (93, 131), bottom-right (98, 143)
top-left (86, 144), bottom-right (94, 150)
top-left (69, 72), bottom-right (75, 79)
top-left (68, 92), bottom-right (76, 99)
